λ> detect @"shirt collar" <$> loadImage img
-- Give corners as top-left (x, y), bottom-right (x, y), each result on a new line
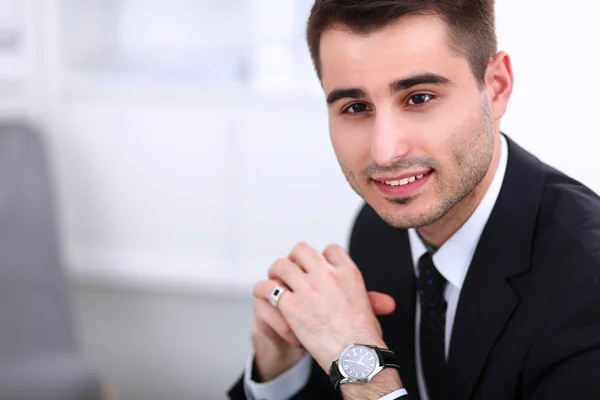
top-left (408, 134), bottom-right (509, 290)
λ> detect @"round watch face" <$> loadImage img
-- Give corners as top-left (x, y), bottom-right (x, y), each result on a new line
top-left (340, 345), bottom-right (378, 379)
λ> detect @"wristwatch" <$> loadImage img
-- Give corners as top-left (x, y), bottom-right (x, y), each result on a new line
top-left (328, 344), bottom-right (401, 392)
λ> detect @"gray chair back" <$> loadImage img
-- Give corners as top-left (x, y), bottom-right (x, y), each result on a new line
top-left (0, 119), bottom-right (102, 400)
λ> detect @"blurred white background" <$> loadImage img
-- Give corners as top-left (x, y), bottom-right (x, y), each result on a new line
top-left (1, 0), bottom-right (599, 399)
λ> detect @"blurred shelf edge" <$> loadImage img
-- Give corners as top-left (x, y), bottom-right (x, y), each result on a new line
top-left (0, 78), bottom-right (28, 117)
top-left (0, 77), bottom-right (25, 96)
top-left (66, 250), bottom-right (261, 299)
top-left (55, 0), bottom-right (320, 103)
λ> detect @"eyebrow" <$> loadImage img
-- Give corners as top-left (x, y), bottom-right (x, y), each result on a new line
top-left (326, 73), bottom-right (453, 106)
top-left (389, 73), bottom-right (452, 93)
top-left (326, 88), bottom-right (367, 105)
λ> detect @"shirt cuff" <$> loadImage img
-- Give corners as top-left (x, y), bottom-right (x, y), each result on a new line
top-left (243, 351), bottom-right (312, 400)
top-left (378, 388), bottom-right (409, 400)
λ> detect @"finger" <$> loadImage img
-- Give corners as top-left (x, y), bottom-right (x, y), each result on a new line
top-left (288, 241), bottom-right (327, 273)
top-left (322, 243), bottom-right (354, 268)
top-left (253, 280), bottom-right (285, 301)
top-left (368, 292), bottom-right (396, 315)
top-left (254, 299), bottom-right (303, 348)
top-left (268, 258), bottom-right (309, 292)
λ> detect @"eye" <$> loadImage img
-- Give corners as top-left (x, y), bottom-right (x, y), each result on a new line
top-left (407, 93), bottom-right (435, 106)
top-left (343, 102), bottom-right (370, 114)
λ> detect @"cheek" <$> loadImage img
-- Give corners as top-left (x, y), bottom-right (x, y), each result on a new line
top-left (444, 107), bottom-right (489, 170)
top-left (440, 96), bottom-right (482, 146)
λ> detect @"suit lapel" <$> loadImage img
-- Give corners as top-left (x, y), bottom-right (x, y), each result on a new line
top-left (444, 137), bottom-right (546, 400)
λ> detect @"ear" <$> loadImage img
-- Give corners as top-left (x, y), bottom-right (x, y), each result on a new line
top-left (485, 51), bottom-right (514, 121)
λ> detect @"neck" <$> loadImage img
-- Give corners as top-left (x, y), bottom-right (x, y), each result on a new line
top-left (417, 130), bottom-right (502, 248)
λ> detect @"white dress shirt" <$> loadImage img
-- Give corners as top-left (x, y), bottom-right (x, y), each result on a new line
top-left (410, 134), bottom-right (508, 400)
top-left (244, 134), bottom-right (509, 400)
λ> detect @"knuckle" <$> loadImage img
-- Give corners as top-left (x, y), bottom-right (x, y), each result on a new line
top-left (325, 243), bottom-right (342, 254)
top-left (350, 264), bottom-right (363, 278)
top-left (274, 257), bottom-right (288, 267)
top-left (252, 281), bottom-right (264, 298)
top-left (323, 265), bottom-right (340, 281)
top-left (286, 292), bottom-right (300, 308)
top-left (270, 258), bottom-right (288, 275)
top-left (345, 262), bottom-right (363, 279)
top-left (293, 241), bottom-right (309, 252)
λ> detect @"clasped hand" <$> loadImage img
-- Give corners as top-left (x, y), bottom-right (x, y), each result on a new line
top-left (253, 242), bottom-right (396, 372)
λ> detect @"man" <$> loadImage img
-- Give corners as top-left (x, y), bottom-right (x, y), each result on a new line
top-left (228, 0), bottom-right (600, 399)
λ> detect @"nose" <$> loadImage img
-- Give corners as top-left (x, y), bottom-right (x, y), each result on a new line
top-left (370, 110), bottom-right (410, 167)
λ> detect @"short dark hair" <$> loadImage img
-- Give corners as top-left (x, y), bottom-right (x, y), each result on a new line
top-left (306, 0), bottom-right (497, 84)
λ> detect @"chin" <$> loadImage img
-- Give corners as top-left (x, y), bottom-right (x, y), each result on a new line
top-left (370, 200), bottom-right (422, 229)
top-left (382, 213), bottom-right (426, 230)
top-left (369, 196), bottom-right (444, 230)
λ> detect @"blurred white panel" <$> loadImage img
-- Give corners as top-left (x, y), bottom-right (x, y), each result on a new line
top-left (115, 0), bottom-right (247, 82)
top-left (230, 98), bottom-right (362, 280)
top-left (117, 0), bottom-right (246, 51)
top-left (59, 0), bottom-right (250, 84)
top-left (58, 0), bottom-right (321, 93)
top-left (60, 0), bottom-right (116, 67)
top-left (0, 85), bottom-right (26, 116)
top-left (0, 0), bottom-right (24, 81)
top-left (496, 0), bottom-right (600, 193)
top-left (249, 0), bottom-right (295, 90)
top-left (53, 97), bottom-right (233, 289)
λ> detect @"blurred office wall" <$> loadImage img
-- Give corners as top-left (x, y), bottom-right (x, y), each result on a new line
top-left (1, 0), bottom-right (599, 399)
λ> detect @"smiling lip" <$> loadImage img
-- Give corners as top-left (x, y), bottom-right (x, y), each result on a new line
top-left (372, 170), bottom-right (433, 197)
top-left (373, 169), bottom-right (432, 182)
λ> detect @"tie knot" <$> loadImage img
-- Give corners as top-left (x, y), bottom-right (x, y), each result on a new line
top-left (417, 252), bottom-right (447, 290)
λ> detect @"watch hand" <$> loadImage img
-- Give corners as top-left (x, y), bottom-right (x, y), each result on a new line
top-left (344, 359), bottom-right (369, 368)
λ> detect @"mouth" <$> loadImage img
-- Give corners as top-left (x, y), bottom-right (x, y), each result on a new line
top-left (372, 170), bottom-right (433, 197)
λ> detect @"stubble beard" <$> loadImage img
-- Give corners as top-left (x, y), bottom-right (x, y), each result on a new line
top-left (339, 99), bottom-right (495, 230)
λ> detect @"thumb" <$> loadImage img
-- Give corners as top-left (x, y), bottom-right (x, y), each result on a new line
top-left (368, 291), bottom-right (396, 316)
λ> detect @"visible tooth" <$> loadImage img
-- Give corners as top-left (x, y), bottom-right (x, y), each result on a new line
top-left (399, 178), bottom-right (409, 185)
top-left (408, 176), bottom-right (416, 183)
top-left (416, 174), bottom-right (424, 179)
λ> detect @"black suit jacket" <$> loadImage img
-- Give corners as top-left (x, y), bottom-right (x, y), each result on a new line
top-left (228, 136), bottom-right (600, 399)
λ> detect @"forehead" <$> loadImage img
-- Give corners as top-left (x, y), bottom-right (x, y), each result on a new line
top-left (319, 14), bottom-right (469, 92)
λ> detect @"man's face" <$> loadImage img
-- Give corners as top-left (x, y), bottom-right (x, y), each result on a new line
top-left (320, 15), bottom-right (496, 229)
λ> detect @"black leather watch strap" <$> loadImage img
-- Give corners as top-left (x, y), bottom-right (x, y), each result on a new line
top-left (328, 361), bottom-right (343, 392)
top-left (329, 347), bottom-right (401, 392)
top-left (377, 348), bottom-right (401, 370)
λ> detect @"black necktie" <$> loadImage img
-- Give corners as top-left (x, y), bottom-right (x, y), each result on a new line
top-left (417, 252), bottom-right (447, 399)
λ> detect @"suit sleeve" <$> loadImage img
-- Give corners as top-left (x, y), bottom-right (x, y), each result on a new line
top-left (523, 278), bottom-right (600, 399)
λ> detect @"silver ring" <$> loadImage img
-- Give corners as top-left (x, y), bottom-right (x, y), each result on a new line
top-left (269, 286), bottom-right (287, 308)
